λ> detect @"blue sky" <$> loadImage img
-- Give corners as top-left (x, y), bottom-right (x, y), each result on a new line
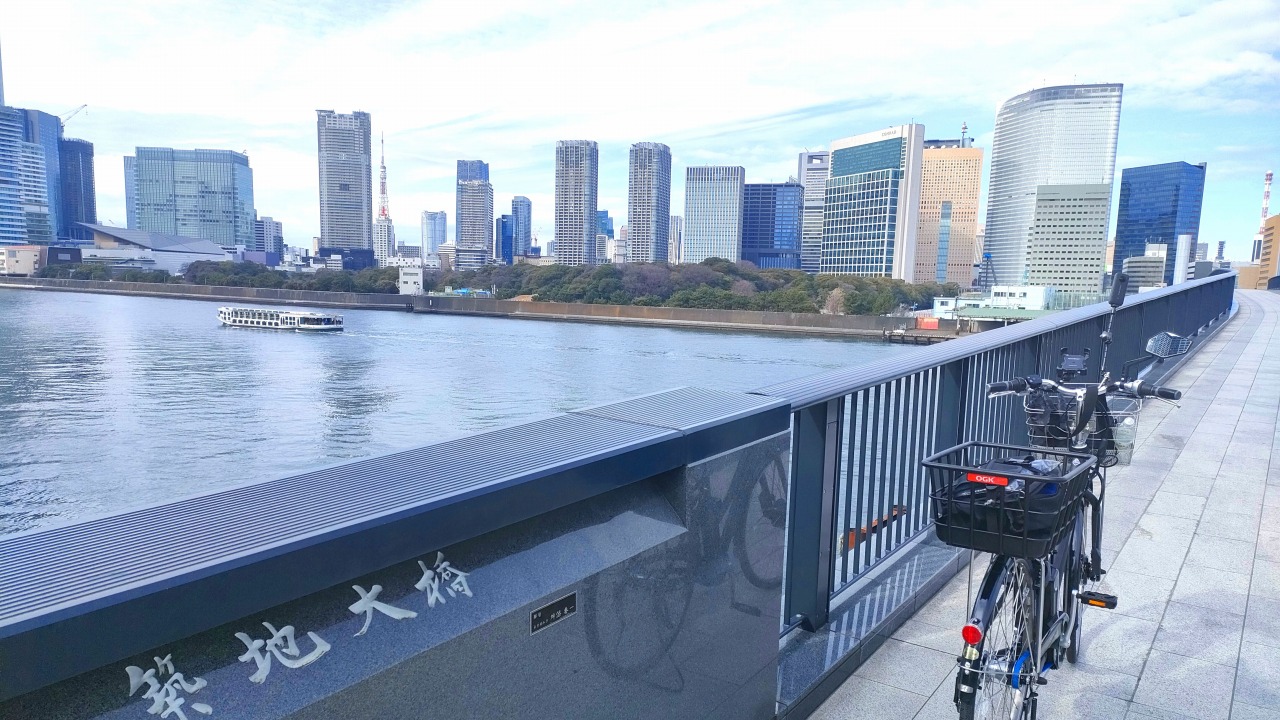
top-left (5, 0), bottom-right (1278, 259)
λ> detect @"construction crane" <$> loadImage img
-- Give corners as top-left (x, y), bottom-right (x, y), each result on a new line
top-left (973, 252), bottom-right (998, 290)
top-left (59, 104), bottom-right (88, 125)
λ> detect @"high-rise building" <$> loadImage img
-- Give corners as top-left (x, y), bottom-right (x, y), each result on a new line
top-left (18, 140), bottom-right (52, 242)
top-left (1254, 213), bottom-right (1280, 289)
top-left (125, 147), bottom-right (256, 248)
top-left (456, 179), bottom-right (493, 270)
top-left (0, 108), bottom-right (24, 244)
top-left (597, 210), bottom-right (614, 239)
top-left (512, 197), bottom-right (532, 257)
top-left (495, 214), bottom-right (514, 264)
top-left (683, 166), bottom-right (745, 264)
top-left (58, 138), bottom-right (95, 241)
top-left (742, 182), bottom-right (803, 269)
top-left (255, 216), bottom-right (284, 254)
top-left (123, 155), bottom-right (137, 230)
top-left (373, 136), bottom-right (396, 266)
top-left (1026, 184), bottom-right (1112, 293)
top-left (20, 111), bottom-right (60, 241)
top-left (821, 124), bottom-right (924, 280)
top-left (917, 132), bottom-right (983, 285)
top-left (316, 110), bottom-right (372, 250)
top-left (1113, 161), bottom-right (1207, 287)
top-left (554, 140), bottom-right (599, 266)
top-left (984, 84), bottom-right (1122, 288)
top-left (797, 151), bottom-right (829, 274)
top-left (626, 142), bottom-right (672, 264)
top-left (421, 211), bottom-right (446, 255)
top-left (668, 215), bottom-right (683, 264)
top-left (456, 160), bottom-right (489, 245)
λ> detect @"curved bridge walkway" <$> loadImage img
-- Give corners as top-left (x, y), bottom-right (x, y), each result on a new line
top-left (813, 290), bottom-right (1280, 720)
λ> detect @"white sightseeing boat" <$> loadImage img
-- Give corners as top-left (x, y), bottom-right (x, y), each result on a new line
top-left (217, 306), bottom-right (344, 332)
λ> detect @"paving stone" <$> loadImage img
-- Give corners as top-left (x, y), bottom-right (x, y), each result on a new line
top-left (1074, 611), bottom-right (1159, 676)
top-left (1041, 659), bottom-right (1139, 702)
top-left (1132, 649), bottom-right (1235, 720)
top-left (1231, 702), bottom-right (1280, 719)
top-left (1172, 565), bottom-right (1251, 616)
top-left (1098, 570), bottom-right (1176, 623)
top-left (1252, 559), bottom-right (1280, 600)
top-left (1198, 511), bottom-right (1261, 544)
top-left (890, 618), bottom-right (959, 655)
top-left (1234, 641), bottom-right (1280, 711)
top-left (1243, 595), bottom-right (1280, 650)
top-left (853, 638), bottom-right (956, 695)
top-left (1146, 491), bottom-right (1207, 520)
top-left (809, 675), bottom-right (927, 720)
top-left (1257, 530), bottom-right (1280, 564)
top-left (1037, 689), bottom-right (1131, 720)
top-left (1153, 601), bottom-right (1244, 667)
top-left (1184, 534), bottom-right (1257, 575)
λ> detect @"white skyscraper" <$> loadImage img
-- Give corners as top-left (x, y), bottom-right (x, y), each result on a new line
top-left (627, 142), bottom-right (672, 263)
top-left (554, 140), bottom-right (599, 266)
top-left (668, 215), bottom-right (683, 264)
top-left (316, 110), bottom-right (372, 250)
top-left (456, 180), bottom-right (493, 270)
top-left (984, 84), bottom-right (1122, 288)
top-left (683, 166), bottom-right (745, 264)
top-left (254, 216), bottom-right (284, 254)
top-left (821, 124), bottom-right (924, 281)
top-left (373, 136), bottom-right (396, 266)
top-left (421, 211), bottom-right (446, 255)
top-left (797, 151), bottom-right (829, 274)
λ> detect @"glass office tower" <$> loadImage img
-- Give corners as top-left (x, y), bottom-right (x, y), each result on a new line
top-left (1114, 161), bottom-right (1206, 286)
top-left (742, 182), bottom-right (803, 269)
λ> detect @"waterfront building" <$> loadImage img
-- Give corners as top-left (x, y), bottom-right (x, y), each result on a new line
top-left (1251, 213), bottom-right (1280, 289)
top-left (254, 216), bottom-right (284, 255)
top-left (627, 142), bottom-right (672, 263)
top-left (373, 137), bottom-right (395, 266)
top-left (456, 160), bottom-right (489, 245)
top-left (596, 233), bottom-right (610, 264)
top-left (79, 223), bottom-right (229, 275)
top-left (1026, 184), bottom-right (1112, 293)
top-left (668, 215), bottom-right (682, 264)
top-left (554, 140), bottom-right (599, 266)
top-left (437, 241), bottom-right (456, 271)
top-left (0, 107), bottom-right (24, 244)
top-left (984, 84), bottom-right (1122, 288)
top-left (456, 179), bottom-right (493, 270)
top-left (20, 110), bottom-right (61, 241)
top-left (797, 151), bottom-right (829, 273)
top-left (421, 211), bottom-right (446, 255)
top-left (820, 124), bottom-right (924, 280)
top-left (512, 197), bottom-right (532, 257)
top-left (398, 266), bottom-right (425, 296)
top-left (316, 110), bottom-right (372, 250)
top-left (495, 214), bottom-right (514, 264)
top-left (125, 147), bottom-right (256, 249)
top-left (1113, 162), bottom-right (1207, 287)
top-left (58, 138), bottom-right (95, 241)
top-left (18, 138), bottom-right (52, 243)
top-left (917, 133), bottom-right (983, 285)
top-left (683, 166), bottom-right (744, 264)
top-left (597, 210), bottom-right (614, 239)
top-left (742, 181), bottom-right (803, 269)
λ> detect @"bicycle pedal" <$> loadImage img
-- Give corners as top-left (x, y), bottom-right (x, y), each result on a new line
top-left (1078, 591), bottom-right (1118, 609)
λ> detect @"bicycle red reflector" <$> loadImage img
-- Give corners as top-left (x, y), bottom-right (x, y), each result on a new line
top-left (966, 472), bottom-right (1009, 486)
top-left (962, 624), bottom-right (983, 645)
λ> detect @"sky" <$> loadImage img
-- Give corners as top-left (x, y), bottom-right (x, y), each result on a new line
top-left (4, 0), bottom-right (1279, 260)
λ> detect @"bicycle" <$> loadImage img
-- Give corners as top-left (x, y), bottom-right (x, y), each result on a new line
top-left (922, 276), bottom-right (1191, 719)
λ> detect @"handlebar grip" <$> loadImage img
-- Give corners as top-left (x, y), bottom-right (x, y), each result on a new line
top-left (987, 378), bottom-right (1028, 395)
top-left (1155, 386), bottom-right (1182, 401)
top-left (1132, 380), bottom-right (1182, 400)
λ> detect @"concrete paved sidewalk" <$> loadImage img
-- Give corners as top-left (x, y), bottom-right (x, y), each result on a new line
top-left (812, 290), bottom-right (1280, 720)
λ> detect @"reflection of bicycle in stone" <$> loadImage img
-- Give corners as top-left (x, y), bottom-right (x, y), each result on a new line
top-left (583, 441), bottom-right (788, 681)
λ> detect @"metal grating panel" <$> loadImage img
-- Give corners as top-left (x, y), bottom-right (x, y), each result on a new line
top-left (574, 386), bottom-right (787, 432)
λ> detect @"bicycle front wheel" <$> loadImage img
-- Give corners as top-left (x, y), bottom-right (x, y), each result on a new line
top-left (958, 559), bottom-right (1038, 720)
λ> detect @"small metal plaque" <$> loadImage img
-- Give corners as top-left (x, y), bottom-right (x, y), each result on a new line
top-left (531, 592), bottom-right (577, 635)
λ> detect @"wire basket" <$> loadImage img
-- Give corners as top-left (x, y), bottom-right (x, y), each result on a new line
top-left (1023, 392), bottom-right (1142, 466)
top-left (923, 442), bottom-right (1097, 559)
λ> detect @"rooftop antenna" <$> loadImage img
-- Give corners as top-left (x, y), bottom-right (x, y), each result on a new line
top-left (1253, 170), bottom-right (1272, 263)
top-left (378, 132), bottom-right (389, 220)
top-left (961, 121), bottom-right (969, 147)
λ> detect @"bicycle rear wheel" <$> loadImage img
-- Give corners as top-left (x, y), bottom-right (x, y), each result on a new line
top-left (958, 559), bottom-right (1038, 720)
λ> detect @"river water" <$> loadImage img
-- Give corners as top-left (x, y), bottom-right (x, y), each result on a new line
top-left (0, 289), bottom-right (905, 535)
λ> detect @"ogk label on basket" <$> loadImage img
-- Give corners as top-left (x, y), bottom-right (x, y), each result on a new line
top-left (966, 472), bottom-right (1009, 486)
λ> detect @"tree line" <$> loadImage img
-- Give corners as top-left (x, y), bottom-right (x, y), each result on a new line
top-left (36, 258), bottom-right (961, 316)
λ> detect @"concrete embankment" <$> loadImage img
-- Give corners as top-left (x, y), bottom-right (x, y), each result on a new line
top-left (0, 276), bottom-right (956, 339)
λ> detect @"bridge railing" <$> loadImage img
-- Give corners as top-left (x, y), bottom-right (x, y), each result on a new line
top-left (758, 272), bottom-right (1237, 633)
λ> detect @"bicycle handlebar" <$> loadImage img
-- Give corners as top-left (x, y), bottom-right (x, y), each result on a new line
top-left (985, 376), bottom-right (1182, 401)
top-left (1120, 380), bottom-right (1182, 401)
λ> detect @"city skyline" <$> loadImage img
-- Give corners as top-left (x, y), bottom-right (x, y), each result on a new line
top-left (1, 2), bottom-right (1277, 260)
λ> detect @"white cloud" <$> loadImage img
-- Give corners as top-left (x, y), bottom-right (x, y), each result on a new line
top-left (3, 0), bottom-right (1277, 255)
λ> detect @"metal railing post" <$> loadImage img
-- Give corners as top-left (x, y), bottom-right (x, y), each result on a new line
top-left (784, 397), bottom-right (843, 631)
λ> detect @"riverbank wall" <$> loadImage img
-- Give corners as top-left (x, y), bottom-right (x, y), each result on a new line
top-left (0, 276), bottom-right (955, 339)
